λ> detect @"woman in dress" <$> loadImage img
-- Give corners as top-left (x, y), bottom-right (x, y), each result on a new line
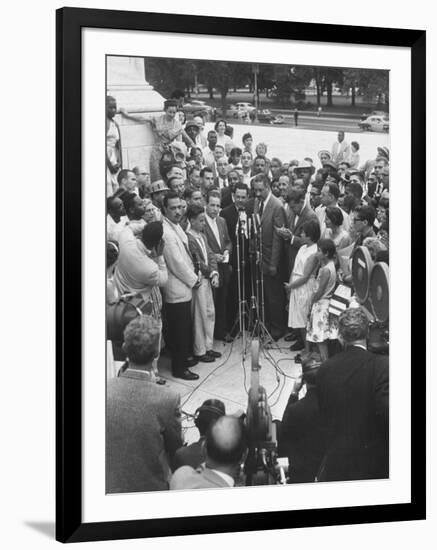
top-left (306, 239), bottom-right (339, 361)
top-left (214, 119), bottom-right (234, 155)
top-left (106, 96), bottom-right (122, 196)
top-left (120, 99), bottom-right (196, 183)
top-left (284, 219), bottom-right (320, 354)
top-left (322, 206), bottom-right (352, 250)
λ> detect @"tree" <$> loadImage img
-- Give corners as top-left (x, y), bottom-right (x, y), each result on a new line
top-left (320, 68), bottom-right (344, 106)
top-left (270, 65), bottom-right (313, 106)
top-left (342, 68), bottom-right (362, 107)
top-left (144, 57), bottom-right (196, 99)
top-left (198, 60), bottom-right (252, 112)
top-left (342, 68), bottom-right (389, 108)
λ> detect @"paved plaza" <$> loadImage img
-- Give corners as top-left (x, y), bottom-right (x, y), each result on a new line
top-left (204, 121), bottom-right (389, 167)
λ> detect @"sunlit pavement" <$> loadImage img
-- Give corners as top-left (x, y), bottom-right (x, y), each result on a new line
top-left (205, 122), bottom-right (389, 164)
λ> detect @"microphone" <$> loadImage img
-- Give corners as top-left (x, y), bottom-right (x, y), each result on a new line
top-left (239, 210), bottom-right (248, 238)
top-left (251, 213), bottom-right (260, 235)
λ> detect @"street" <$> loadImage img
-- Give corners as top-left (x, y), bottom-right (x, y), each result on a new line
top-left (225, 111), bottom-right (381, 134)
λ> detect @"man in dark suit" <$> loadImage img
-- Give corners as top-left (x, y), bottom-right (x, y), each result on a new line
top-left (220, 169), bottom-right (240, 209)
top-left (276, 186), bottom-right (319, 279)
top-left (316, 307), bottom-right (389, 482)
top-left (106, 316), bottom-right (183, 493)
top-left (170, 416), bottom-right (247, 490)
top-left (220, 183), bottom-right (253, 335)
top-left (204, 191), bottom-right (233, 341)
top-left (252, 174), bottom-right (287, 340)
top-left (280, 353), bottom-right (325, 483)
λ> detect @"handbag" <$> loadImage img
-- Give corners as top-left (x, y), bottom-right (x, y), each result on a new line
top-left (106, 293), bottom-right (153, 341)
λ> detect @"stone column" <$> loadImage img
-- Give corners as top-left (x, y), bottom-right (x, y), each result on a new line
top-left (107, 56), bottom-right (165, 173)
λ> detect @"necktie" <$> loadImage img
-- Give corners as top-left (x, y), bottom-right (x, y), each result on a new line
top-left (258, 200), bottom-right (264, 218)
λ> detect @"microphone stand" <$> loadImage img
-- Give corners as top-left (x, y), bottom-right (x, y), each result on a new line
top-left (232, 211), bottom-right (251, 355)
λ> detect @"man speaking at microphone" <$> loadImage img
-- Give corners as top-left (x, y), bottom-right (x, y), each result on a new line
top-left (220, 183), bottom-right (252, 336)
top-left (252, 174), bottom-right (287, 341)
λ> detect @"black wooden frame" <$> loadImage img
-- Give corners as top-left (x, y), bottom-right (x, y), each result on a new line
top-left (56, 7), bottom-right (426, 543)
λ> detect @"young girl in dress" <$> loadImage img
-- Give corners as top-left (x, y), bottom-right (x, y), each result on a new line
top-left (306, 238), bottom-right (338, 361)
top-left (284, 219), bottom-right (320, 355)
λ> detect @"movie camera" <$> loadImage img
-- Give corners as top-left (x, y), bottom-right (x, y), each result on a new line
top-left (351, 246), bottom-right (389, 354)
top-left (243, 340), bottom-right (288, 485)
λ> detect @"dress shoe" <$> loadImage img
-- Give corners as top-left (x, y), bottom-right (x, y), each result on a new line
top-left (186, 357), bottom-right (199, 368)
top-left (289, 340), bottom-right (305, 351)
top-left (174, 369), bottom-right (200, 381)
top-left (194, 354), bottom-right (215, 363)
top-left (271, 331), bottom-right (286, 342)
top-left (207, 350), bottom-right (222, 358)
top-left (284, 330), bottom-right (300, 342)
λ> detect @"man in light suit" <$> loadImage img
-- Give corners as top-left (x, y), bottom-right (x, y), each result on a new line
top-left (276, 187), bottom-right (319, 278)
top-left (106, 316), bottom-right (182, 493)
top-left (253, 174), bottom-right (287, 340)
top-left (170, 416), bottom-right (247, 490)
top-left (315, 181), bottom-right (351, 235)
top-left (204, 191), bottom-right (233, 341)
top-left (162, 192), bottom-right (200, 380)
top-left (331, 130), bottom-right (351, 166)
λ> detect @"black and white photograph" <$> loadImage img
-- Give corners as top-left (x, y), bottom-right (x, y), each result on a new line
top-left (105, 54), bottom-right (390, 494)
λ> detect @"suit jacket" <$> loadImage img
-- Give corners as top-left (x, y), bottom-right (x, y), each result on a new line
top-left (170, 465), bottom-right (231, 490)
top-left (316, 346), bottom-right (389, 481)
top-left (204, 215), bottom-right (232, 287)
top-left (254, 193), bottom-right (286, 269)
top-left (285, 204), bottom-right (319, 272)
top-left (366, 179), bottom-right (386, 200)
top-left (174, 438), bottom-right (206, 470)
top-left (162, 218), bottom-right (198, 303)
top-left (280, 388), bottom-right (325, 483)
top-left (220, 186), bottom-right (233, 209)
top-left (106, 368), bottom-right (182, 493)
top-left (186, 231), bottom-right (218, 278)
top-left (331, 140), bottom-right (351, 165)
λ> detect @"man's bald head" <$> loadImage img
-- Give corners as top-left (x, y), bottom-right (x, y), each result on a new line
top-left (206, 416), bottom-right (247, 466)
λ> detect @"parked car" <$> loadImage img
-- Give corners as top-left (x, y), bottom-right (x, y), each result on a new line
top-left (271, 114), bottom-right (285, 125)
top-left (360, 110), bottom-right (389, 121)
top-left (217, 104), bottom-right (251, 120)
top-left (234, 102), bottom-right (257, 114)
top-left (257, 109), bottom-right (275, 123)
top-left (182, 100), bottom-right (216, 121)
top-left (358, 115), bottom-right (389, 132)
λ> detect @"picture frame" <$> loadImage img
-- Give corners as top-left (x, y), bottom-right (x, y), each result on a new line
top-left (56, 7), bottom-right (426, 543)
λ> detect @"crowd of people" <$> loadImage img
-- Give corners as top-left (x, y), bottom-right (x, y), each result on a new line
top-left (105, 95), bottom-right (390, 492)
